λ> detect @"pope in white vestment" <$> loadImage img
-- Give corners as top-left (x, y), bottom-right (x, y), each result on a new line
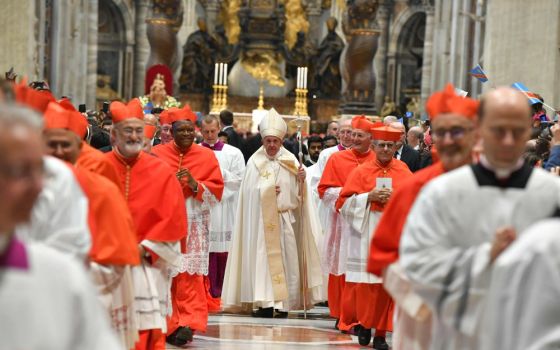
top-left (482, 217), bottom-right (560, 350)
top-left (15, 156), bottom-right (91, 260)
top-left (400, 160), bottom-right (560, 350)
top-left (222, 108), bottom-right (323, 313)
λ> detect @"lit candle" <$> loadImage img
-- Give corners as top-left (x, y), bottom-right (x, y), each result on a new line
top-left (297, 67), bottom-right (301, 89)
top-left (224, 63), bottom-right (228, 86)
top-left (214, 63), bottom-right (218, 85)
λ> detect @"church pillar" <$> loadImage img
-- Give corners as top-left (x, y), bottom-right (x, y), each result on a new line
top-left (420, 4), bottom-right (434, 113)
top-left (307, 7), bottom-right (323, 46)
top-left (86, 0), bottom-right (99, 108)
top-left (134, 0), bottom-right (150, 96)
top-left (146, 0), bottom-right (181, 70)
top-left (340, 1), bottom-right (381, 115)
top-left (374, 1), bottom-right (391, 114)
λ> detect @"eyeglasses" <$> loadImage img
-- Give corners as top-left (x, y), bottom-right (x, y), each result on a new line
top-left (375, 142), bottom-right (396, 149)
top-left (432, 127), bottom-right (472, 140)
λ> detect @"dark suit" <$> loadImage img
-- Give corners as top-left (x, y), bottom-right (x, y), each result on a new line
top-left (397, 144), bottom-right (422, 172)
top-left (222, 125), bottom-right (243, 150)
top-left (242, 133), bottom-right (262, 163)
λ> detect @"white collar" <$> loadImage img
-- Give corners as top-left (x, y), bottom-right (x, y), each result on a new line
top-left (479, 155), bottom-right (525, 179)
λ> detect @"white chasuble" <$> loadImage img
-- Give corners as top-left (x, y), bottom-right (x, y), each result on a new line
top-left (400, 164), bottom-right (560, 350)
top-left (222, 147), bottom-right (323, 311)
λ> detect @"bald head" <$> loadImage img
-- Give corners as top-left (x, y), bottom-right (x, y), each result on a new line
top-left (407, 126), bottom-right (424, 148)
top-left (479, 87), bottom-right (531, 122)
top-left (390, 122), bottom-right (406, 146)
top-left (479, 87), bottom-right (532, 169)
top-left (384, 115), bottom-right (398, 125)
top-left (143, 113), bottom-right (159, 127)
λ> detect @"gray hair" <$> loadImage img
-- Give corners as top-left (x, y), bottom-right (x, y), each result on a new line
top-left (0, 104), bottom-right (43, 131)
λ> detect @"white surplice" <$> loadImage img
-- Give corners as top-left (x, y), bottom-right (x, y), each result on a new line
top-left (339, 192), bottom-right (382, 284)
top-left (400, 164), bottom-right (560, 350)
top-left (222, 147), bottom-right (323, 311)
top-left (209, 144), bottom-right (245, 253)
top-left (15, 156), bottom-right (91, 260)
top-left (315, 145), bottom-right (343, 246)
top-left (134, 239), bottom-right (182, 332)
top-left (482, 218), bottom-right (560, 350)
top-left (0, 241), bottom-right (121, 350)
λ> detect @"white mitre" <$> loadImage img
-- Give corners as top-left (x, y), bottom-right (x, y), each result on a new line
top-left (259, 108), bottom-right (287, 139)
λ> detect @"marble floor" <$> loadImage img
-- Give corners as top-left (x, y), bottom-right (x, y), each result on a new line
top-left (167, 307), bottom-right (391, 349)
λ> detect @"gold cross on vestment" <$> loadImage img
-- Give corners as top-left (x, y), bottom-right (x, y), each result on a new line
top-left (265, 222), bottom-right (276, 231)
top-left (261, 170), bottom-right (272, 179)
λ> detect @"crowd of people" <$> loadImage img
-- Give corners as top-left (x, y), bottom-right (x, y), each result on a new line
top-left (1, 72), bottom-right (560, 350)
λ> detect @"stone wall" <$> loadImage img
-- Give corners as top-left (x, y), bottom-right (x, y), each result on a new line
top-left (484, 0), bottom-right (560, 109)
top-left (0, 1), bottom-right (37, 80)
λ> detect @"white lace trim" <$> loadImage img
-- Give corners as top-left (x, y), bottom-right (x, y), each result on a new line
top-left (169, 184), bottom-right (217, 277)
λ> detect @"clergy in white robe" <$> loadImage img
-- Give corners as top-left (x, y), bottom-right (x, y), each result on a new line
top-left (222, 108), bottom-right (323, 315)
top-left (0, 104), bottom-right (120, 350)
top-left (15, 155), bottom-right (91, 261)
top-left (400, 87), bottom-right (560, 350)
top-left (0, 239), bottom-right (122, 350)
top-left (200, 115), bottom-right (246, 299)
top-left (482, 218), bottom-right (560, 350)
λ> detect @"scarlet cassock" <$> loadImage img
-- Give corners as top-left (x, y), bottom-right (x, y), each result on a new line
top-left (222, 108), bottom-right (323, 311)
top-left (105, 99), bottom-right (188, 350)
top-left (152, 106), bottom-right (224, 335)
top-left (335, 126), bottom-right (412, 337)
top-left (316, 116), bottom-right (377, 321)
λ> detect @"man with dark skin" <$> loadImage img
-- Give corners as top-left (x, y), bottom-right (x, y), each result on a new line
top-left (305, 135), bottom-right (323, 166)
top-left (152, 108), bottom-right (223, 347)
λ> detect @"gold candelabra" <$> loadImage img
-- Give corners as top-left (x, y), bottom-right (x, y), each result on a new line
top-left (257, 81), bottom-right (265, 110)
top-left (211, 84), bottom-right (228, 113)
top-left (293, 88), bottom-right (308, 116)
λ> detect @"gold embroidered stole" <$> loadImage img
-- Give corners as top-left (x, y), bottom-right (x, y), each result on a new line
top-left (253, 149), bottom-right (298, 301)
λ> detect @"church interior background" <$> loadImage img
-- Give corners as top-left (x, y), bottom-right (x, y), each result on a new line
top-left (3, 0), bottom-right (560, 131)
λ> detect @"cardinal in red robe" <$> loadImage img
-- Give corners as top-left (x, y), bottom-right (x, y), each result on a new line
top-left (152, 105), bottom-right (224, 346)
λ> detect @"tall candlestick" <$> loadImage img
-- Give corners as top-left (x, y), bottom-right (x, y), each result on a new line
top-left (214, 63), bottom-right (218, 84)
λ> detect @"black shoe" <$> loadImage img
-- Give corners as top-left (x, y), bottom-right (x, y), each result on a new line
top-left (334, 318), bottom-right (339, 330)
top-left (252, 307), bottom-right (274, 318)
top-left (166, 326), bottom-right (193, 347)
top-left (357, 326), bottom-right (372, 346)
top-left (373, 336), bottom-right (389, 350)
top-left (274, 310), bottom-right (289, 318)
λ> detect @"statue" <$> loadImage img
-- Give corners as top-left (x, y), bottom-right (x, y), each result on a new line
top-left (139, 74), bottom-right (179, 112)
top-left (406, 96), bottom-right (420, 117)
top-left (96, 75), bottom-right (120, 101)
top-left (311, 17), bottom-right (344, 98)
top-left (213, 24), bottom-right (238, 63)
top-left (380, 96), bottom-right (397, 118)
top-left (282, 31), bottom-right (315, 89)
top-left (179, 18), bottom-right (218, 93)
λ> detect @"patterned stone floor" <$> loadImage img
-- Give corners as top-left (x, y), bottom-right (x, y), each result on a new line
top-left (167, 307), bottom-right (391, 349)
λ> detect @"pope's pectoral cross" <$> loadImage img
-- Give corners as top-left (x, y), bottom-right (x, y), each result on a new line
top-left (261, 170), bottom-right (272, 179)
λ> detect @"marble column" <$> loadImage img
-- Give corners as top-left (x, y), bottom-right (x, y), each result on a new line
top-left (134, 0), bottom-right (150, 96)
top-left (420, 4), bottom-right (434, 113)
top-left (374, 1), bottom-right (391, 114)
top-left (86, 0), bottom-right (99, 108)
